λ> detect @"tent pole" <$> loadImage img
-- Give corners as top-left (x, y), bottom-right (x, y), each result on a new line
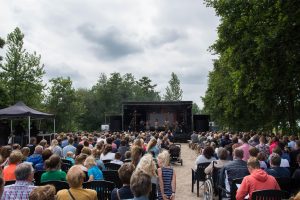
top-left (10, 120), bottom-right (13, 144)
top-left (54, 118), bottom-right (56, 134)
top-left (28, 116), bottom-right (31, 145)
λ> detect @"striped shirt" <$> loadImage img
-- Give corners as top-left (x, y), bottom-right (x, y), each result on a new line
top-left (1, 181), bottom-right (36, 200)
top-left (158, 167), bottom-right (173, 200)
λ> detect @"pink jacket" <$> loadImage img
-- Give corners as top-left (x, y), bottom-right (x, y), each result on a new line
top-left (236, 169), bottom-right (280, 200)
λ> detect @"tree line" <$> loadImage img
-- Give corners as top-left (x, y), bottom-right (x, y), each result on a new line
top-left (202, 0), bottom-right (300, 134)
top-left (0, 28), bottom-right (197, 132)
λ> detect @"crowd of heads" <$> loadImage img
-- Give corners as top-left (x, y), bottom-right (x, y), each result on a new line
top-left (0, 130), bottom-right (176, 199)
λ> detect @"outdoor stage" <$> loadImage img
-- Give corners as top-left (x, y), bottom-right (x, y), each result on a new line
top-left (122, 101), bottom-right (193, 141)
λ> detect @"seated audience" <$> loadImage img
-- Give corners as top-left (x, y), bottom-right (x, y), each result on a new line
top-left (219, 148), bottom-right (249, 196)
top-left (272, 146), bottom-right (290, 167)
top-left (41, 154), bottom-right (66, 183)
top-left (84, 156), bottom-right (103, 181)
top-left (195, 146), bottom-right (216, 168)
top-left (236, 157), bottom-right (280, 200)
top-left (290, 140), bottom-right (300, 168)
top-left (205, 147), bottom-right (229, 175)
top-left (26, 145), bottom-right (43, 167)
top-left (111, 163), bottom-right (135, 200)
top-left (75, 153), bottom-right (88, 171)
top-left (21, 147), bottom-right (30, 161)
top-left (29, 185), bottom-right (56, 200)
top-left (255, 136), bottom-right (269, 157)
top-left (2, 163), bottom-right (36, 200)
top-left (130, 170), bottom-right (152, 200)
top-left (237, 136), bottom-right (251, 161)
top-left (92, 149), bottom-right (105, 170)
top-left (292, 154), bottom-right (300, 179)
top-left (131, 146), bottom-right (143, 167)
top-left (146, 138), bottom-right (159, 158)
top-left (62, 138), bottom-right (76, 157)
top-left (100, 144), bottom-right (115, 161)
top-left (110, 152), bottom-right (123, 165)
top-left (136, 153), bottom-right (158, 184)
top-left (57, 165), bottom-right (97, 200)
top-left (0, 146), bottom-right (12, 168)
top-left (34, 149), bottom-right (52, 171)
top-left (49, 139), bottom-right (62, 157)
top-left (266, 153), bottom-right (290, 178)
top-left (65, 151), bottom-right (75, 165)
top-left (117, 140), bottom-right (128, 161)
top-left (257, 152), bottom-right (268, 170)
top-left (3, 150), bottom-right (23, 181)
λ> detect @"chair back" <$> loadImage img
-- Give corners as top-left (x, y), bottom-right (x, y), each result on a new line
top-left (230, 177), bottom-right (244, 200)
top-left (195, 162), bottom-right (211, 182)
top-left (4, 180), bottom-right (15, 186)
top-left (40, 180), bottom-right (69, 192)
top-left (123, 159), bottom-right (131, 163)
top-left (291, 178), bottom-right (300, 195)
top-left (251, 189), bottom-right (289, 200)
top-left (275, 177), bottom-right (291, 195)
top-left (34, 170), bottom-right (45, 186)
top-left (61, 163), bottom-right (72, 173)
top-left (83, 180), bottom-right (115, 200)
top-left (102, 170), bottom-right (122, 188)
top-left (61, 159), bottom-right (73, 165)
top-left (104, 163), bottom-right (121, 171)
top-left (102, 159), bottom-right (112, 164)
top-left (149, 183), bottom-right (158, 200)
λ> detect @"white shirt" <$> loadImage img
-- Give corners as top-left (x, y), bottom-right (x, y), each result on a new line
top-left (280, 159), bottom-right (290, 167)
top-left (100, 152), bottom-right (115, 161)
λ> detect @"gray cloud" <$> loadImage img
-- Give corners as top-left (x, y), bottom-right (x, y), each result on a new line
top-left (149, 29), bottom-right (186, 47)
top-left (78, 24), bottom-right (143, 60)
top-left (45, 63), bottom-right (84, 81)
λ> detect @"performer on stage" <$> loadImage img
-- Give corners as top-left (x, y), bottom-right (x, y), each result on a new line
top-left (154, 119), bottom-right (159, 131)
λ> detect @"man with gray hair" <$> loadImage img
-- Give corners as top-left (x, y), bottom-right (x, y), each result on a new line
top-left (26, 145), bottom-right (43, 166)
top-left (1, 162), bottom-right (36, 200)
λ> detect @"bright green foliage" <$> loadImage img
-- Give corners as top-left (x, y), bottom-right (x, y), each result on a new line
top-left (46, 77), bottom-right (77, 131)
top-left (0, 27), bottom-right (45, 107)
top-left (164, 72), bottom-right (183, 101)
top-left (203, 0), bottom-right (300, 133)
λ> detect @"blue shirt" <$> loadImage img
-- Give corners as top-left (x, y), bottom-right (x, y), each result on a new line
top-left (62, 145), bottom-right (76, 157)
top-left (88, 166), bottom-right (103, 180)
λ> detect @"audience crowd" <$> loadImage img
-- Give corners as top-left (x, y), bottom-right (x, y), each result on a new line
top-left (0, 130), bottom-right (177, 200)
top-left (191, 131), bottom-right (300, 199)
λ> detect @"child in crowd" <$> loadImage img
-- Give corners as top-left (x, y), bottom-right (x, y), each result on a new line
top-left (157, 150), bottom-right (176, 200)
top-left (65, 151), bottom-right (75, 165)
top-left (110, 152), bottom-right (123, 165)
top-left (84, 156), bottom-right (103, 181)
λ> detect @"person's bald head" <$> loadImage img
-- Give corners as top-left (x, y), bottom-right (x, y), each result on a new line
top-left (66, 165), bottom-right (85, 188)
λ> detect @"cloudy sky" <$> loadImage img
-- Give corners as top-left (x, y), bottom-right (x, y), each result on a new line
top-left (0, 0), bottom-right (219, 108)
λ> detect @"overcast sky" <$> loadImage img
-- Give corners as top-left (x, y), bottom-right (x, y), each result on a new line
top-left (0, 0), bottom-right (219, 108)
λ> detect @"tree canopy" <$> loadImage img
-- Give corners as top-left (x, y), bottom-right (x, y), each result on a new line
top-left (203, 0), bottom-right (300, 133)
top-left (164, 72), bottom-right (183, 101)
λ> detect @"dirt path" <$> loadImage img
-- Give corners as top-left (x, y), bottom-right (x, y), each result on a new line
top-left (172, 143), bottom-right (203, 200)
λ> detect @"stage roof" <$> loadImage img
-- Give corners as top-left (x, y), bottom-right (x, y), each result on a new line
top-left (122, 101), bottom-right (193, 106)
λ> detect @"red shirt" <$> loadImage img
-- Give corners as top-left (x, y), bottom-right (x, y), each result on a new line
top-left (3, 164), bottom-right (17, 181)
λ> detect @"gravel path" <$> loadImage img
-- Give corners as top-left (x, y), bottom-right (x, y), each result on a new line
top-left (172, 143), bottom-right (203, 200)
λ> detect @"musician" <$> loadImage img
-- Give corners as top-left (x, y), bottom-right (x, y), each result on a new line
top-left (154, 119), bottom-right (159, 131)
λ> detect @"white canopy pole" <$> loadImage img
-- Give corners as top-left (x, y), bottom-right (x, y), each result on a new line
top-left (28, 116), bottom-right (31, 144)
top-left (54, 118), bottom-right (56, 133)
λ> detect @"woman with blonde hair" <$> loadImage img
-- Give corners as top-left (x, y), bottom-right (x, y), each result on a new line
top-left (136, 153), bottom-right (158, 184)
top-left (146, 138), bottom-right (159, 158)
top-left (3, 150), bottom-right (23, 181)
top-left (49, 139), bottom-right (62, 157)
top-left (29, 185), bottom-right (56, 200)
top-left (157, 150), bottom-right (176, 200)
top-left (84, 156), bottom-right (103, 181)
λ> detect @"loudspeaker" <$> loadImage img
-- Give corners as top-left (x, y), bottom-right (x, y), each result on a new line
top-left (109, 115), bottom-right (122, 132)
top-left (193, 115), bottom-right (210, 132)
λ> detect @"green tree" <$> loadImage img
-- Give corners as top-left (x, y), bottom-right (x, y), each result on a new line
top-left (164, 72), bottom-right (183, 101)
top-left (0, 37), bottom-right (9, 108)
top-left (192, 103), bottom-right (201, 114)
top-left (46, 77), bottom-right (77, 131)
top-left (203, 0), bottom-right (300, 133)
top-left (0, 27), bottom-right (45, 107)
